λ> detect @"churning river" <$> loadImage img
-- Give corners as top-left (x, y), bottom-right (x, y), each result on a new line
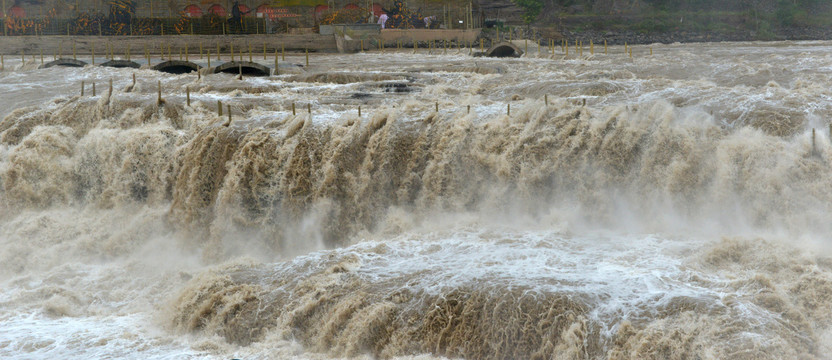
top-left (2, 41), bottom-right (832, 359)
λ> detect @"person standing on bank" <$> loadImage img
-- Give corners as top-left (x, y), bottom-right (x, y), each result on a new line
top-left (378, 13), bottom-right (389, 29)
top-left (230, 1), bottom-right (252, 33)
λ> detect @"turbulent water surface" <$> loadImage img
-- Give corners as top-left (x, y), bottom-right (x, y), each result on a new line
top-left (2, 41), bottom-right (832, 359)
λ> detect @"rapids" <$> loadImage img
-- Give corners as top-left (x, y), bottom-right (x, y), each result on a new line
top-left (1, 41), bottom-right (832, 359)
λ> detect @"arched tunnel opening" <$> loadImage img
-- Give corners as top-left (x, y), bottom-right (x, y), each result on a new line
top-left (100, 60), bottom-right (141, 69)
top-left (39, 58), bottom-right (88, 69)
top-left (152, 61), bottom-right (201, 74)
top-left (211, 61), bottom-right (271, 77)
top-left (157, 65), bottom-right (198, 74)
top-left (486, 43), bottom-right (524, 58)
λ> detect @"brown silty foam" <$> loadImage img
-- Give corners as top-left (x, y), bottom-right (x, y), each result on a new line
top-left (3, 94), bottom-right (832, 357)
top-left (169, 237), bottom-right (832, 359)
top-left (3, 44), bottom-right (832, 358)
top-left (2, 89), bottom-right (831, 250)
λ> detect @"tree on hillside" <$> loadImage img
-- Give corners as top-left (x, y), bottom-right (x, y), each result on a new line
top-left (513, 0), bottom-right (544, 24)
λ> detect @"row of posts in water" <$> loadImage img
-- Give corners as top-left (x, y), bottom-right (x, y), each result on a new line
top-left (77, 76), bottom-right (585, 124)
top-left (76, 77), bottom-right (832, 154)
top-left (0, 37), bottom-right (655, 71)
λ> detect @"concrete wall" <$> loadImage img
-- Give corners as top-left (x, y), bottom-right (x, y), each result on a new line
top-left (381, 28), bottom-right (480, 44)
top-left (0, 34), bottom-right (337, 55)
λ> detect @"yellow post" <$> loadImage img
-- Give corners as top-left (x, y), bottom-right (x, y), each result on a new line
top-left (274, 49), bottom-right (279, 75)
top-left (186, 86), bottom-right (190, 107)
top-left (590, 40), bottom-right (594, 55)
top-left (91, 43), bottom-right (95, 65)
top-left (218, 100), bottom-right (222, 116)
top-left (812, 128), bottom-right (816, 154)
top-left (358, 105), bottom-right (361, 117)
top-left (650, 47), bottom-right (653, 56)
top-left (81, 81), bottom-right (84, 96)
top-left (507, 103), bottom-right (510, 116)
top-left (292, 102), bottom-right (296, 115)
top-left (207, 50), bottom-right (211, 67)
top-left (282, 45), bottom-right (285, 61)
top-left (157, 80), bottom-right (162, 105)
top-left (92, 83), bottom-right (96, 96)
top-left (227, 105), bottom-right (231, 124)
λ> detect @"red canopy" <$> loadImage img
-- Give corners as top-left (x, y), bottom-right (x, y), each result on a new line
top-left (256, 4), bottom-right (270, 15)
top-left (183, 4), bottom-right (202, 17)
top-left (8, 5), bottom-right (25, 18)
top-left (237, 4), bottom-right (251, 16)
top-left (372, 3), bottom-right (384, 16)
top-left (344, 3), bottom-right (359, 10)
top-left (207, 4), bottom-right (226, 17)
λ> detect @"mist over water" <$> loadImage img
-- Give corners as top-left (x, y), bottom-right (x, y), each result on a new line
top-left (2, 41), bottom-right (832, 359)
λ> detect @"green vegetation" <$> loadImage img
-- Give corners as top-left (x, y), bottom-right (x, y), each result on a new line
top-left (512, 0), bottom-right (544, 24)
top-left (517, 0), bottom-right (832, 39)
